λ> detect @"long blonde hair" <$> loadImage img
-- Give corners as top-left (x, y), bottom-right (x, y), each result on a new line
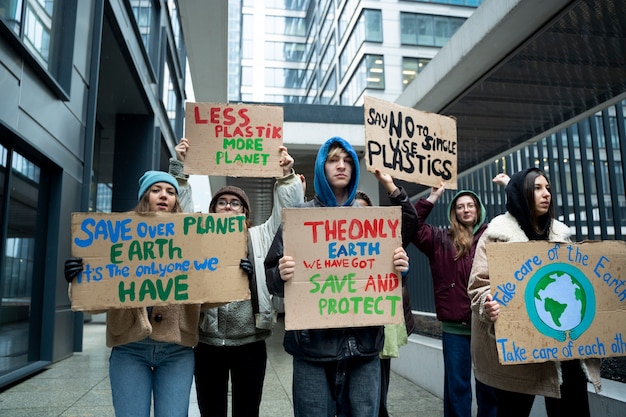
top-left (449, 193), bottom-right (480, 260)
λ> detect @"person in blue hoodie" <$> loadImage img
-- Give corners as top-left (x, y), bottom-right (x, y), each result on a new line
top-left (411, 183), bottom-right (497, 417)
top-left (264, 137), bottom-right (411, 417)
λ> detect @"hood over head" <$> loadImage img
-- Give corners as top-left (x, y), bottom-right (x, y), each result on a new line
top-left (506, 167), bottom-right (552, 239)
top-left (447, 190), bottom-right (486, 234)
top-left (313, 136), bottom-right (360, 207)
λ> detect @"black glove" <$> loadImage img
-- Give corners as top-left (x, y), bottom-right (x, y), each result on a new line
top-left (64, 257), bottom-right (84, 283)
top-left (240, 258), bottom-right (254, 280)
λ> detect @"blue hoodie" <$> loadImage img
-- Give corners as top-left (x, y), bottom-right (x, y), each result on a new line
top-left (313, 136), bottom-right (360, 207)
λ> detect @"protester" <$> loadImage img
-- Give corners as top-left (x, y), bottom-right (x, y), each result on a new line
top-left (468, 167), bottom-right (601, 417)
top-left (411, 182), bottom-right (497, 417)
top-left (264, 136), bottom-right (410, 417)
top-left (64, 170), bottom-right (200, 417)
top-left (169, 138), bottom-right (304, 417)
top-left (354, 182), bottom-right (417, 417)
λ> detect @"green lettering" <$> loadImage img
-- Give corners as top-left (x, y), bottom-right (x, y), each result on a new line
top-left (156, 278), bottom-right (173, 300)
top-left (174, 275), bottom-right (189, 300)
top-left (118, 280), bottom-right (135, 302)
top-left (139, 279), bottom-right (157, 302)
top-left (110, 243), bottom-right (124, 264)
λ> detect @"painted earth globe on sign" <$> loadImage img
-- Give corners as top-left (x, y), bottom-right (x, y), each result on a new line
top-left (533, 272), bottom-right (585, 331)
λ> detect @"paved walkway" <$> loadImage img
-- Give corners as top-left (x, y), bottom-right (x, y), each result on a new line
top-left (0, 316), bottom-right (443, 416)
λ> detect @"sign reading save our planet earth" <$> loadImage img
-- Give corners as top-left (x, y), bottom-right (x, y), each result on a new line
top-left (69, 212), bottom-right (250, 310)
top-left (487, 240), bottom-right (626, 365)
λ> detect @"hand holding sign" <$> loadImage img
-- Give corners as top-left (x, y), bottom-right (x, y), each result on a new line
top-left (364, 96), bottom-right (457, 189)
top-left (184, 102), bottom-right (284, 178)
top-left (281, 206), bottom-right (404, 330)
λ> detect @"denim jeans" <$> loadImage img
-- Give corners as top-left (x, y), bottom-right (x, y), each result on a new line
top-left (109, 338), bottom-right (195, 417)
top-left (194, 341), bottom-right (267, 417)
top-left (293, 355), bottom-right (380, 417)
top-left (442, 331), bottom-right (497, 417)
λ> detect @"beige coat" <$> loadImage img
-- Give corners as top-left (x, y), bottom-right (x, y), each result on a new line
top-left (105, 305), bottom-right (200, 348)
top-left (467, 212), bottom-right (601, 398)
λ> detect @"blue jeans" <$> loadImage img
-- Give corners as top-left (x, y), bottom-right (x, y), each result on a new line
top-left (442, 331), bottom-right (497, 417)
top-left (109, 338), bottom-right (195, 417)
top-left (293, 356), bottom-right (380, 417)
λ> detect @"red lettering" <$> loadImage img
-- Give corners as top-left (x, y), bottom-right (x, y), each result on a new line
top-left (194, 106), bottom-right (208, 124)
top-left (223, 107), bottom-right (236, 125)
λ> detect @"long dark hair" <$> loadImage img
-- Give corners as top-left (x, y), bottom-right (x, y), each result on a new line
top-left (523, 169), bottom-right (554, 238)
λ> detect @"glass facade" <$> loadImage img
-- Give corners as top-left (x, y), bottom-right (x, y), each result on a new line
top-left (0, 0), bottom-right (75, 91)
top-left (402, 57), bottom-right (431, 88)
top-left (0, 145), bottom-right (46, 379)
top-left (401, 12), bottom-right (467, 47)
top-left (230, 0), bottom-right (477, 106)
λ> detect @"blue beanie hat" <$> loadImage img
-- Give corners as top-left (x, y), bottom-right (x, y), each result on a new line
top-left (137, 171), bottom-right (179, 200)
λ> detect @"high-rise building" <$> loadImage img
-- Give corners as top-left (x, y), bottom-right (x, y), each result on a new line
top-left (229, 0), bottom-right (483, 105)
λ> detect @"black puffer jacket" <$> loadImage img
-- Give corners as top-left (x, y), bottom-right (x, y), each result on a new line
top-left (265, 223), bottom-right (384, 361)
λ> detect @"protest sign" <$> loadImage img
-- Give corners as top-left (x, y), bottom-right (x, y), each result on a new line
top-left (364, 96), bottom-right (457, 189)
top-left (69, 212), bottom-right (250, 310)
top-left (282, 207), bottom-right (403, 330)
top-left (184, 102), bottom-right (283, 177)
top-left (487, 240), bottom-right (626, 365)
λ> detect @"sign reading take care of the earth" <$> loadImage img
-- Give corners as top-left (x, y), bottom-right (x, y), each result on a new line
top-left (487, 240), bottom-right (626, 365)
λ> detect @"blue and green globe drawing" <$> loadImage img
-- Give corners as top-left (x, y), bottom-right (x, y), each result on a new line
top-left (525, 263), bottom-right (596, 342)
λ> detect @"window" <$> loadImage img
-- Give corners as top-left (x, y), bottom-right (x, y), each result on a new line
top-left (0, 144), bottom-right (48, 379)
top-left (265, 16), bottom-right (306, 36)
top-left (401, 12), bottom-right (466, 47)
top-left (363, 9), bottom-right (382, 42)
top-left (162, 60), bottom-right (180, 134)
top-left (341, 54), bottom-right (384, 105)
top-left (320, 69), bottom-right (336, 104)
top-left (130, 0), bottom-right (160, 64)
top-left (0, 0), bottom-right (76, 94)
top-left (402, 57), bottom-right (430, 88)
top-left (265, 41), bottom-right (306, 62)
top-left (365, 55), bottom-right (384, 89)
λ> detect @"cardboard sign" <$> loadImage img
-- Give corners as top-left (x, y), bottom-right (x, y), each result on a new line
top-left (282, 207), bottom-right (404, 330)
top-left (487, 240), bottom-right (626, 365)
top-left (364, 96), bottom-right (457, 189)
top-left (183, 102), bottom-right (283, 177)
top-left (70, 212), bottom-right (250, 310)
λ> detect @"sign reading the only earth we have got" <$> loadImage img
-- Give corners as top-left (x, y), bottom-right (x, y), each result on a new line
top-left (184, 102), bottom-right (284, 178)
top-left (364, 96), bottom-right (458, 189)
top-left (282, 207), bottom-right (404, 331)
top-left (69, 212), bottom-right (250, 311)
top-left (487, 240), bottom-right (626, 365)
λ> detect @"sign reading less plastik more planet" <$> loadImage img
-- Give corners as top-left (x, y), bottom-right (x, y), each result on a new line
top-left (487, 240), bottom-right (626, 365)
top-left (69, 212), bottom-right (250, 311)
top-left (184, 102), bottom-right (283, 177)
top-left (282, 207), bottom-right (404, 331)
top-left (364, 96), bottom-right (458, 189)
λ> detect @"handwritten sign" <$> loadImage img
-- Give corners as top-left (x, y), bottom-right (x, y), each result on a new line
top-left (487, 240), bottom-right (626, 365)
top-left (184, 102), bottom-right (283, 177)
top-left (364, 96), bottom-right (457, 189)
top-left (70, 212), bottom-right (250, 310)
top-left (282, 207), bottom-right (403, 330)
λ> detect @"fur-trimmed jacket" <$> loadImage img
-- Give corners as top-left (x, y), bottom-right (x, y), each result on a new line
top-left (467, 212), bottom-right (602, 397)
top-left (105, 305), bottom-right (200, 348)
